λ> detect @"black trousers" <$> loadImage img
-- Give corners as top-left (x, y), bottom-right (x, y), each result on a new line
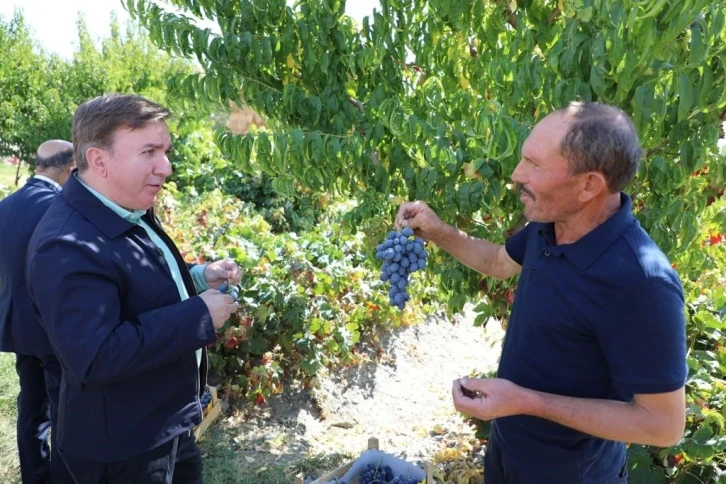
top-left (484, 429), bottom-right (630, 484)
top-left (16, 353), bottom-right (74, 484)
top-left (60, 430), bottom-right (203, 484)
top-left (484, 430), bottom-right (524, 484)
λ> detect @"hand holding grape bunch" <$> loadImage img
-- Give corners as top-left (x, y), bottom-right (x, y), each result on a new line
top-left (375, 227), bottom-right (428, 310)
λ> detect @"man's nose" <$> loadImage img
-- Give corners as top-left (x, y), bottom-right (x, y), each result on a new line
top-left (511, 160), bottom-right (526, 184)
top-left (157, 155), bottom-right (173, 177)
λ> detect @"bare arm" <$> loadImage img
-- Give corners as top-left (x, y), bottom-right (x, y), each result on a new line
top-left (394, 201), bottom-right (521, 280)
top-left (453, 378), bottom-right (686, 448)
top-left (529, 386), bottom-right (686, 447)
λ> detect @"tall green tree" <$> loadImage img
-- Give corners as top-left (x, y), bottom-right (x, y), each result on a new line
top-left (0, 11), bottom-right (70, 169)
top-left (127, 0), bottom-right (725, 310)
top-left (128, 0), bottom-right (726, 479)
top-left (0, 10), bottom-right (215, 178)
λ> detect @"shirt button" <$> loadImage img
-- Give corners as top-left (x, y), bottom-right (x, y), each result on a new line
top-left (544, 251), bottom-right (551, 256)
top-left (531, 269), bottom-right (537, 276)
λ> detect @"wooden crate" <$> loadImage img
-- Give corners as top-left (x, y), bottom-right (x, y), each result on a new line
top-left (193, 386), bottom-right (222, 441)
top-left (296, 437), bottom-right (434, 484)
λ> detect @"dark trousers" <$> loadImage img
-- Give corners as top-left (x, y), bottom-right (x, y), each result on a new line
top-left (60, 430), bottom-right (203, 484)
top-left (484, 429), bottom-right (629, 484)
top-left (16, 353), bottom-right (74, 484)
top-left (484, 430), bottom-right (523, 484)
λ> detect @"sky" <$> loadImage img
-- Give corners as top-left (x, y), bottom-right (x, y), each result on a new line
top-left (0, 0), bottom-right (381, 59)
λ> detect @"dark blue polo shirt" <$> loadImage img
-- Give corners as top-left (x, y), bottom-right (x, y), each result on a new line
top-left (494, 193), bottom-right (687, 482)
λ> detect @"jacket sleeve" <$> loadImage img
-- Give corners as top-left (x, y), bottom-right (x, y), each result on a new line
top-left (28, 237), bottom-right (216, 386)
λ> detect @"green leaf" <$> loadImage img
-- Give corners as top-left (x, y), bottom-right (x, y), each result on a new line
top-left (677, 73), bottom-right (693, 122)
top-left (633, 85), bottom-right (655, 139)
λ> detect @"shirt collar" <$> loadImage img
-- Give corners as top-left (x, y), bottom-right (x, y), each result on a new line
top-left (32, 174), bottom-right (62, 191)
top-left (537, 193), bottom-right (635, 270)
top-left (75, 173), bottom-right (146, 224)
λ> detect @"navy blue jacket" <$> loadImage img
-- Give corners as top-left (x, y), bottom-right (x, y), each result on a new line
top-left (26, 173), bottom-right (216, 462)
top-left (0, 177), bottom-right (59, 355)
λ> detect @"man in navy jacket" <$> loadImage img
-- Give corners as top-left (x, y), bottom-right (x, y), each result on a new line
top-left (26, 94), bottom-right (240, 483)
top-left (0, 140), bottom-right (76, 484)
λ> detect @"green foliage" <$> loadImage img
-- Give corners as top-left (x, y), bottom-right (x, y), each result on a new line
top-left (0, 9), bottom-right (216, 179)
top-left (169, 123), bottom-right (329, 233)
top-left (129, 0), bottom-right (726, 476)
top-left (128, 0), bottom-right (726, 314)
top-left (156, 184), bottom-right (441, 403)
top-left (0, 12), bottom-right (71, 167)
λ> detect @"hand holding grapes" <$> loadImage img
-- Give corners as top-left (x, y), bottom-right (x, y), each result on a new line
top-left (394, 200), bottom-right (449, 244)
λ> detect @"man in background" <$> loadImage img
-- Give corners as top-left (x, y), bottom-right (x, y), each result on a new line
top-left (0, 140), bottom-right (75, 484)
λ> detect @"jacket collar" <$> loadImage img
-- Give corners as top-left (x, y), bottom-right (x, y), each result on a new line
top-left (26, 176), bottom-right (61, 192)
top-left (62, 171), bottom-right (145, 240)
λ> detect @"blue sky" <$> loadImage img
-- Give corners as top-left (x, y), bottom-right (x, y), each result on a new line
top-left (0, 0), bottom-right (381, 59)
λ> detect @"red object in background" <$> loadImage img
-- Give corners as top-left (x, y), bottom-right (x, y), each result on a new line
top-left (255, 394), bottom-right (265, 405)
top-left (224, 336), bottom-right (239, 350)
top-left (710, 234), bottom-right (723, 246)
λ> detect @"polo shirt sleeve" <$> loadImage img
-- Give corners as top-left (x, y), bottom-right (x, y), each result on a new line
top-left (504, 223), bottom-right (534, 265)
top-left (595, 278), bottom-right (687, 396)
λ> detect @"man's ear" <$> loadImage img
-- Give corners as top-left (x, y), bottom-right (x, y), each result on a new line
top-left (578, 172), bottom-right (609, 202)
top-left (85, 147), bottom-right (108, 177)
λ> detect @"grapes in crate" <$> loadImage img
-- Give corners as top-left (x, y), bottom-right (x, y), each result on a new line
top-left (200, 391), bottom-right (213, 413)
top-left (357, 463), bottom-right (422, 484)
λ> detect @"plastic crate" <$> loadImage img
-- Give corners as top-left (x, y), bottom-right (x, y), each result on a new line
top-left (296, 437), bottom-right (434, 484)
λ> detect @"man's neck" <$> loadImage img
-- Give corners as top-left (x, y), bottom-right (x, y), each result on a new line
top-left (554, 193), bottom-right (622, 245)
top-left (34, 169), bottom-right (61, 185)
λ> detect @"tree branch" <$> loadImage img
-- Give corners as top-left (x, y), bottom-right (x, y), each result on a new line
top-left (493, 0), bottom-right (518, 29)
top-left (348, 97), bottom-right (365, 112)
top-left (548, 7), bottom-right (561, 26)
top-left (646, 139), bottom-right (670, 158)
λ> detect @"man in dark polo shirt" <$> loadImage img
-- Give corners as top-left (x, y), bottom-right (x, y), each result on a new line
top-left (395, 101), bottom-right (687, 482)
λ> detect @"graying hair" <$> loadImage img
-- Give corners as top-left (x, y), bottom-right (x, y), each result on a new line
top-left (558, 102), bottom-right (643, 193)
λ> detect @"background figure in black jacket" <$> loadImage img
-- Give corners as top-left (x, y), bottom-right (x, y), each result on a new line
top-left (0, 140), bottom-right (76, 484)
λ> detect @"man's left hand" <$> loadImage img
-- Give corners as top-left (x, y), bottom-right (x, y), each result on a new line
top-left (203, 259), bottom-right (242, 289)
top-left (452, 377), bottom-right (532, 421)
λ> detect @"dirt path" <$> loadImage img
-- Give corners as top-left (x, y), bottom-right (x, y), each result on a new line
top-left (217, 306), bottom-right (505, 480)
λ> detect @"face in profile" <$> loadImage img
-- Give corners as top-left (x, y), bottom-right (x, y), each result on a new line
top-left (104, 121), bottom-right (173, 211)
top-left (510, 113), bottom-right (583, 223)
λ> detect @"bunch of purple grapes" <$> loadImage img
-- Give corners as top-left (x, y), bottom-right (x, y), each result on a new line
top-left (200, 391), bottom-right (213, 411)
top-left (358, 463), bottom-right (421, 484)
top-left (375, 227), bottom-right (428, 310)
top-left (217, 283), bottom-right (239, 301)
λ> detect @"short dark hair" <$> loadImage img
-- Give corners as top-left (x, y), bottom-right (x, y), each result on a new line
top-left (36, 149), bottom-right (73, 170)
top-left (557, 102), bottom-right (643, 193)
top-left (72, 94), bottom-right (171, 172)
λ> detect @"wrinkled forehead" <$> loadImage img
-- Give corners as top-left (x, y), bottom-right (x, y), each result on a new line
top-left (521, 113), bottom-right (571, 157)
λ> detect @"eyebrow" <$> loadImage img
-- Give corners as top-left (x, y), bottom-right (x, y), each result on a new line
top-left (140, 143), bottom-right (173, 151)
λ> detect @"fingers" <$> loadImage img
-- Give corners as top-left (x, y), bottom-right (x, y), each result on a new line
top-left (217, 259), bottom-right (242, 284)
top-left (395, 201), bottom-right (424, 230)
